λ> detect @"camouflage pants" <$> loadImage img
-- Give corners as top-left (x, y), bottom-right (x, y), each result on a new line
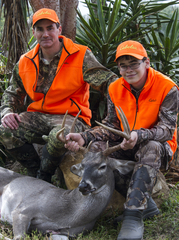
top-left (0, 111), bottom-right (89, 171)
top-left (93, 140), bottom-right (166, 210)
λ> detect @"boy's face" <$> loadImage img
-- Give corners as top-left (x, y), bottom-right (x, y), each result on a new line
top-left (117, 56), bottom-right (150, 90)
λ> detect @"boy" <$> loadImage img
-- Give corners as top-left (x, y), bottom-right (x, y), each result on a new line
top-left (65, 40), bottom-right (178, 240)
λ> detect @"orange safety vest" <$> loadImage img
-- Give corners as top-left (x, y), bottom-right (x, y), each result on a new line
top-left (19, 35), bottom-right (91, 126)
top-left (109, 67), bottom-right (178, 158)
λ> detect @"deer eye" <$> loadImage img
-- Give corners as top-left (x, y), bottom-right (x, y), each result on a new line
top-left (99, 164), bottom-right (106, 170)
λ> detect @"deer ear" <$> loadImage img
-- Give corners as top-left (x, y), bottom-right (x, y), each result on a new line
top-left (107, 157), bottom-right (135, 175)
top-left (70, 163), bottom-right (84, 177)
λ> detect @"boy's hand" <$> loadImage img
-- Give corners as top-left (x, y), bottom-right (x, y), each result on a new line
top-left (120, 131), bottom-right (138, 150)
top-left (65, 133), bottom-right (85, 152)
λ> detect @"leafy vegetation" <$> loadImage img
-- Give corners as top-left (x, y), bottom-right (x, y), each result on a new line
top-left (76, 0), bottom-right (179, 73)
top-left (145, 8), bottom-right (179, 84)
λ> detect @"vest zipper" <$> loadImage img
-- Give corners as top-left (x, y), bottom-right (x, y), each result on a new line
top-left (42, 44), bottom-right (79, 110)
top-left (25, 54), bottom-right (39, 93)
top-left (123, 84), bottom-right (140, 131)
top-left (26, 54), bottom-right (46, 110)
top-left (70, 98), bottom-right (81, 112)
top-left (42, 51), bottom-right (71, 109)
top-left (132, 98), bottom-right (138, 131)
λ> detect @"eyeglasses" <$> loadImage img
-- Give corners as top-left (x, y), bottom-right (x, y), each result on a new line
top-left (118, 61), bottom-right (143, 72)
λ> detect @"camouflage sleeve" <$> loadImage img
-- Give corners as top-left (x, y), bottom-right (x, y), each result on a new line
top-left (136, 86), bottom-right (178, 144)
top-left (81, 93), bottom-right (123, 145)
top-left (0, 62), bottom-right (27, 118)
top-left (83, 49), bottom-right (118, 93)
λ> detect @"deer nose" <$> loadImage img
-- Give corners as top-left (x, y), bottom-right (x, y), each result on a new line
top-left (78, 181), bottom-right (96, 195)
top-left (78, 181), bottom-right (89, 193)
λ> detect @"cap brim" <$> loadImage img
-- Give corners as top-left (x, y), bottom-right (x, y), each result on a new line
top-left (33, 18), bottom-right (58, 26)
top-left (115, 53), bottom-right (144, 62)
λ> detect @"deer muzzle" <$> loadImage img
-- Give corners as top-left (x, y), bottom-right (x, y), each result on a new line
top-left (78, 180), bottom-right (96, 195)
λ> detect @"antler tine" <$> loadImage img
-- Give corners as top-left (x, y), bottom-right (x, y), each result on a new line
top-left (56, 110), bottom-right (68, 142)
top-left (102, 140), bottom-right (124, 157)
top-left (70, 141), bottom-right (92, 156)
top-left (95, 121), bottom-right (130, 140)
top-left (56, 110), bottom-right (90, 155)
top-left (116, 106), bottom-right (131, 136)
top-left (61, 110), bottom-right (68, 129)
top-left (79, 140), bottom-right (101, 156)
top-left (69, 110), bottom-right (91, 154)
top-left (86, 140), bottom-right (93, 152)
top-left (70, 110), bottom-right (81, 133)
top-left (95, 106), bottom-right (130, 140)
top-left (95, 106), bottom-right (131, 157)
top-left (103, 144), bottom-right (122, 157)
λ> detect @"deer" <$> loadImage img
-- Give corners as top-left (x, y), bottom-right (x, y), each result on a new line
top-left (0, 107), bottom-right (134, 240)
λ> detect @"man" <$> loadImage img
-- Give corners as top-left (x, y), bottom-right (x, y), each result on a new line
top-left (65, 40), bottom-right (178, 240)
top-left (0, 8), bottom-right (117, 183)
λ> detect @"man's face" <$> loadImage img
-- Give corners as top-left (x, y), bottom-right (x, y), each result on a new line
top-left (117, 56), bottom-right (150, 90)
top-left (33, 19), bottom-right (62, 49)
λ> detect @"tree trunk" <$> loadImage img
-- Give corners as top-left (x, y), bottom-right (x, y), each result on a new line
top-left (28, 0), bottom-right (79, 41)
top-left (60, 0), bottom-right (79, 41)
top-left (28, 0), bottom-right (60, 18)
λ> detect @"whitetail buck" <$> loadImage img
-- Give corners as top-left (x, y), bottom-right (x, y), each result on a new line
top-left (0, 108), bottom-right (134, 240)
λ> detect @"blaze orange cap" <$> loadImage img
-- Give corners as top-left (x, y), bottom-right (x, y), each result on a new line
top-left (33, 8), bottom-right (60, 27)
top-left (115, 40), bottom-right (148, 61)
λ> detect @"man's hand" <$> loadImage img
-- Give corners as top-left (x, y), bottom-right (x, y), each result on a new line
top-left (1, 113), bottom-right (21, 129)
top-left (65, 133), bottom-right (85, 152)
top-left (120, 131), bottom-right (138, 150)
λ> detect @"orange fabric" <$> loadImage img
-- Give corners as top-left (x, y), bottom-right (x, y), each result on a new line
top-left (33, 8), bottom-right (60, 26)
top-left (115, 40), bottom-right (148, 61)
top-left (19, 35), bottom-right (91, 126)
top-left (109, 67), bottom-right (178, 158)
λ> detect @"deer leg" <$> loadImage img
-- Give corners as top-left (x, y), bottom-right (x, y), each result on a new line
top-left (12, 210), bottom-right (31, 240)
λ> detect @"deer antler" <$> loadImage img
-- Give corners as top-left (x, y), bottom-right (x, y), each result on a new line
top-left (56, 110), bottom-right (81, 142)
top-left (95, 106), bottom-right (131, 156)
top-left (56, 110), bottom-right (91, 154)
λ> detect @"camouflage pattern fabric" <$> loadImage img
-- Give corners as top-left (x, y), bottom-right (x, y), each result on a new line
top-left (0, 111), bottom-right (87, 151)
top-left (124, 140), bottom-right (165, 210)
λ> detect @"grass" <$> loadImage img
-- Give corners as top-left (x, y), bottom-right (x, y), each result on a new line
top-left (0, 184), bottom-right (179, 240)
top-left (76, 185), bottom-right (179, 240)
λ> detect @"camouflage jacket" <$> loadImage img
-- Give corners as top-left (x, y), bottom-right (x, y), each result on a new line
top-left (0, 40), bottom-right (118, 118)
